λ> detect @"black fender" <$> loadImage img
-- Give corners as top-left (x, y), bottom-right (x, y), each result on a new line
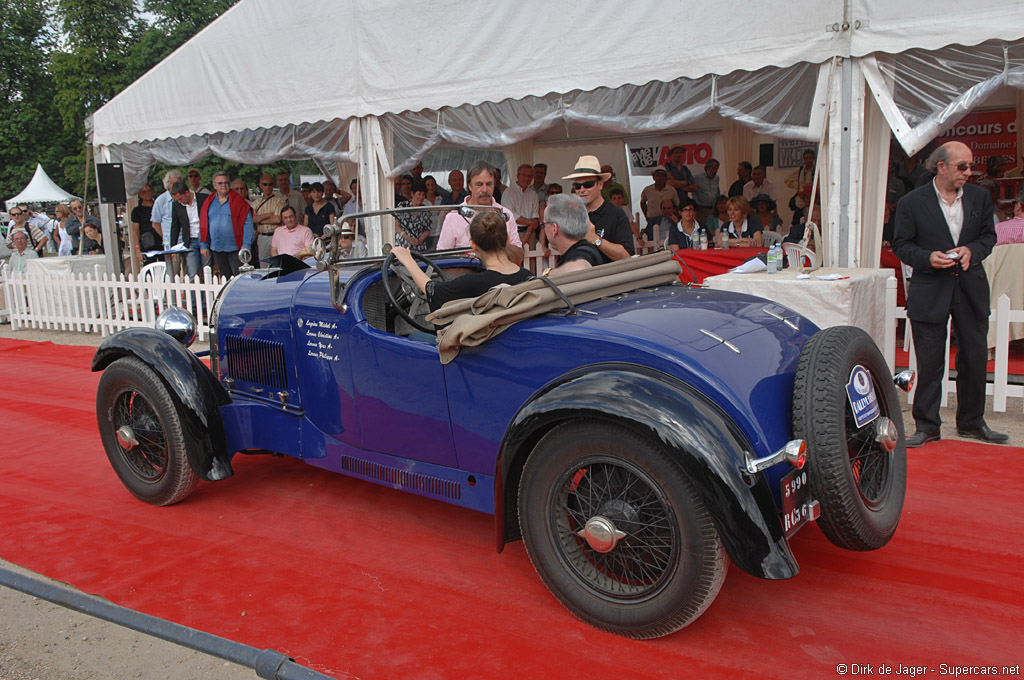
top-left (495, 364), bottom-right (798, 580)
top-left (92, 327), bottom-right (233, 482)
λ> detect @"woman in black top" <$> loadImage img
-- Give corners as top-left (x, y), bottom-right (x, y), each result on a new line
top-left (392, 210), bottom-right (532, 313)
top-left (303, 182), bottom-right (336, 237)
top-left (130, 184), bottom-right (159, 254)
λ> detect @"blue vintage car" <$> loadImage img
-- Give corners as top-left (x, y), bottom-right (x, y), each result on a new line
top-left (93, 211), bottom-right (911, 639)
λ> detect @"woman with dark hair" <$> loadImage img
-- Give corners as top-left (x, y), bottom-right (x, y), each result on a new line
top-left (303, 181), bottom-right (336, 237)
top-left (704, 194), bottom-right (729, 235)
top-left (395, 179), bottom-right (434, 251)
top-left (666, 198), bottom-right (700, 251)
top-left (392, 210), bottom-right (532, 312)
top-left (716, 196), bottom-right (763, 247)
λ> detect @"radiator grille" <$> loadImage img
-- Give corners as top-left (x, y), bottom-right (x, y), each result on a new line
top-left (225, 335), bottom-right (288, 389)
top-left (340, 456), bottom-right (461, 500)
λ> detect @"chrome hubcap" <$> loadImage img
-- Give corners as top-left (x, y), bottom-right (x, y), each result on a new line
top-left (578, 515), bottom-right (627, 553)
top-left (116, 425), bottom-right (138, 450)
top-left (875, 417), bottom-right (898, 452)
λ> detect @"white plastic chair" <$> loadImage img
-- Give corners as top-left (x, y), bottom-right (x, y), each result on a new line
top-left (782, 242), bottom-right (818, 269)
top-left (762, 230), bottom-right (783, 246)
top-left (140, 261), bottom-right (167, 284)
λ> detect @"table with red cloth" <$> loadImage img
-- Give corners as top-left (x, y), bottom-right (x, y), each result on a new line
top-left (673, 247), bottom-right (767, 283)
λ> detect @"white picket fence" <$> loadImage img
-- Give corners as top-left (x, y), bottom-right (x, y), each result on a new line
top-left (2, 264), bottom-right (227, 341)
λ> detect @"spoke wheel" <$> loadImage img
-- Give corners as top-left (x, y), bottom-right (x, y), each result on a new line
top-left (519, 421), bottom-right (726, 639)
top-left (792, 326), bottom-right (907, 551)
top-left (96, 357), bottom-right (198, 505)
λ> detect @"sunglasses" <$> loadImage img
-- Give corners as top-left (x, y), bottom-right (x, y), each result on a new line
top-left (10, 211), bottom-right (22, 216)
top-left (188, 173), bottom-right (200, 178)
top-left (954, 162), bottom-right (972, 172)
top-left (572, 180), bottom-right (598, 190)
top-left (260, 182), bottom-right (273, 186)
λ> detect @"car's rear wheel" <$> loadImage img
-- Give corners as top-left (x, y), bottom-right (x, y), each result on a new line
top-left (792, 326), bottom-right (907, 550)
top-left (96, 357), bottom-right (198, 505)
top-left (518, 421), bottom-right (726, 639)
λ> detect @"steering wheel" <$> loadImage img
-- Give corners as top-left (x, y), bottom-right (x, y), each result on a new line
top-left (381, 250), bottom-right (451, 333)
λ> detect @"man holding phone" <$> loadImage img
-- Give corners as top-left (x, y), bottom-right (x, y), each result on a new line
top-left (893, 141), bottom-right (1007, 447)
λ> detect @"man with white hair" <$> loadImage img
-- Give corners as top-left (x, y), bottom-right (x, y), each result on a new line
top-left (542, 194), bottom-right (603, 276)
top-left (149, 169), bottom-right (184, 274)
top-left (199, 171), bottom-right (253, 278)
top-left (5, 206), bottom-right (48, 254)
top-left (8, 231), bottom-right (40, 273)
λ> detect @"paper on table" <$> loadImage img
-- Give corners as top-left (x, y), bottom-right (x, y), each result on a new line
top-left (729, 257), bottom-right (767, 274)
top-left (815, 273), bottom-right (850, 280)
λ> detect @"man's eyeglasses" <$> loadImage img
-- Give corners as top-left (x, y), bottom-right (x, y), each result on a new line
top-left (188, 173), bottom-right (200, 178)
top-left (954, 162), bottom-right (973, 172)
top-left (540, 221), bottom-right (555, 230)
top-left (260, 182), bottom-right (273, 186)
top-left (572, 180), bottom-right (598, 190)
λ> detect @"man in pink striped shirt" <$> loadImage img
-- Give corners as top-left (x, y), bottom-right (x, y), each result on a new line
top-left (995, 189), bottom-right (1024, 245)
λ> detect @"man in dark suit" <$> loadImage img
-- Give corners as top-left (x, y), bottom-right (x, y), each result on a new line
top-left (893, 141), bottom-right (1007, 447)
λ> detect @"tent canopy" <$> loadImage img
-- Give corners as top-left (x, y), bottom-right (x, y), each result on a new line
top-left (91, 0), bottom-right (1024, 147)
top-left (5, 164), bottom-right (80, 210)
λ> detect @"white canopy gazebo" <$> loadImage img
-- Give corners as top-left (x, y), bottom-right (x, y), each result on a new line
top-left (5, 164), bottom-right (79, 210)
top-left (88, 0), bottom-right (1024, 270)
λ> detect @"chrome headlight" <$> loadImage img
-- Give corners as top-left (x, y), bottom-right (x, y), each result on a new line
top-left (155, 307), bottom-right (197, 348)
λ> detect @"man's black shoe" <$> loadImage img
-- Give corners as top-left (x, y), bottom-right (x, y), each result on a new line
top-left (906, 431), bottom-right (941, 448)
top-left (956, 425), bottom-right (1009, 443)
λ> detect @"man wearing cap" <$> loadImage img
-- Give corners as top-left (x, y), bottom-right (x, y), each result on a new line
top-left (501, 163), bottom-right (541, 246)
top-left (437, 160), bottom-right (524, 264)
top-left (337, 223), bottom-right (368, 259)
top-left (665, 144), bottom-right (699, 204)
top-left (564, 155), bottom-right (635, 264)
top-left (640, 166), bottom-right (678, 240)
top-left (543, 194), bottom-right (603, 277)
top-left (186, 168), bottom-right (210, 206)
top-left (270, 205), bottom-right (315, 259)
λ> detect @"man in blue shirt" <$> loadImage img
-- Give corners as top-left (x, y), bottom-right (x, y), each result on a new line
top-left (199, 172), bottom-right (253, 278)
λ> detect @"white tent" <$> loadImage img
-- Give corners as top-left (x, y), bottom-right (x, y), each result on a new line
top-left (5, 164), bottom-right (79, 210)
top-left (89, 0), bottom-right (1024, 268)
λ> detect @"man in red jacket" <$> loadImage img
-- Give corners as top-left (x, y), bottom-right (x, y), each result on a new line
top-left (200, 172), bottom-right (254, 278)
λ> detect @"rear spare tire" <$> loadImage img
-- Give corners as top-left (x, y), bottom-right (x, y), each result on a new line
top-left (792, 326), bottom-right (907, 550)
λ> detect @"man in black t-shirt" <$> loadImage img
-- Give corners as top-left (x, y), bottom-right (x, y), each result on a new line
top-left (542, 194), bottom-right (603, 277)
top-left (562, 155), bottom-right (635, 264)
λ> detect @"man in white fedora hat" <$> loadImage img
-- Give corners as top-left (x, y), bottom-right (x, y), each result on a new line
top-left (563, 155), bottom-right (635, 263)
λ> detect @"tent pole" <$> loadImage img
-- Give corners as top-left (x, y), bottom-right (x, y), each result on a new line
top-left (838, 56), bottom-right (853, 268)
top-left (79, 144), bottom-right (91, 256)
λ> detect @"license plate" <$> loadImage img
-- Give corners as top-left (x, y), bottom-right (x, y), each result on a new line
top-left (781, 468), bottom-right (815, 537)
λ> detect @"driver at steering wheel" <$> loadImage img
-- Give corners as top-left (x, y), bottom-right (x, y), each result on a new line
top-left (391, 210), bottom-right (532, 312)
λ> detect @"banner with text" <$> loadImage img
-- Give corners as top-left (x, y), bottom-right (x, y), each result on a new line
top-left (936, 109), bottom-right (1017, 169)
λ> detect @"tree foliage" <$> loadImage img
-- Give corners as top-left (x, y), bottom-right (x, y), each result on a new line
top-left (1, 0), bottom-right (238, 205)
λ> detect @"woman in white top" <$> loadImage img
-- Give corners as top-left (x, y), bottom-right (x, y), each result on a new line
top-left (715, 196), bottom-right (763, 248)
top-left (53, 204), bottom-right (74, 256)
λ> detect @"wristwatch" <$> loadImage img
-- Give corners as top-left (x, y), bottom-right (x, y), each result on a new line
top-left (593, 238), bottom-right (603, 248)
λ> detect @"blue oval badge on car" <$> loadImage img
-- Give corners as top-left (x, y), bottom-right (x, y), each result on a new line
top-left (846, 365), bottom-right (880, 429)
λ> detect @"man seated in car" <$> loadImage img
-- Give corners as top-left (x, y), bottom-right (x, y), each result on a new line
top-left (541, 194), bottom-right (603, 277)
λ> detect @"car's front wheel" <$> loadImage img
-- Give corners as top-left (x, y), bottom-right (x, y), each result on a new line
top-left (96, 357), bottom-right (198, 505)
top-left (518, 421), bottom-right (726, 639)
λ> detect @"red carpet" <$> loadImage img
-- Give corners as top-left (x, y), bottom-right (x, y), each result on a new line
top-left (1, 338), bottom-right (1021, 679)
